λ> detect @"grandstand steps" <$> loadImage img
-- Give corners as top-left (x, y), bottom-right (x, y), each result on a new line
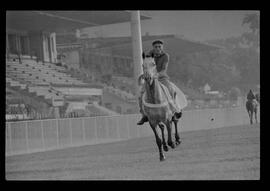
top-left (92, 102), bottom-right (119, 116)
top-left (27, 85), bottom-right (64, 103)
top-left (6, 79), bottom-right (27, 90)
top-left (7, 59), bottom-right (101, 114)
top-left (7, 81), bottom-right (61, 108)
top-left (6, 59), bottom-right (83, 86)
top-left (102, 89), bottom-right (138, 114)
top-left (6, 84), bottom-right (52, 116)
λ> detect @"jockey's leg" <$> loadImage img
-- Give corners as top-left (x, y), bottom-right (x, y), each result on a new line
top-left (159, 78), bottom-right (180, 117)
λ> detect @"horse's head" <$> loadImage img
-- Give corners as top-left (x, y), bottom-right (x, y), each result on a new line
top-left (142, 52), bottom-right (158, 86)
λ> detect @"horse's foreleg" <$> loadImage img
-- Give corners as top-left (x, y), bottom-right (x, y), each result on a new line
top-left (251, 111), bottom-right (254, 124)
top-left (165, 120), bottom-right (176, 149)
top-left (159, 124), bottom-right (169, 152)
top-left (173, 119), bottom-right (181, 145)
top-left (151, 123), bottom-right (165, 161)
top-left (247, 110), bottom-right (252, 124)
top-left (255, 109), bottom-right (258, 123)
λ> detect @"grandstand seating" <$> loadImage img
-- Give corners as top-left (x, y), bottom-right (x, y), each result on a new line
top-left (5, 58), bottom-right (84, 107)
top-left (6, 77), bottom-right (27, 89)
top-left (6, 57), bottom-right (123, 119)
top-left (6, 59), bottom-right (86, 86)
top-left (104, 85), bottom-right (136, 103)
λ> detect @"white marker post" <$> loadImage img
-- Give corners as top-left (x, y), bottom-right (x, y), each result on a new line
top-left (130, 11), bottom-right (143, 100)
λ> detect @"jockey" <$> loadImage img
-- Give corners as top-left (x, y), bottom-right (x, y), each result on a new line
top-left (247, 89), bottom-right (256, 101)
top-left (137, 40), bottom-right (181, 125)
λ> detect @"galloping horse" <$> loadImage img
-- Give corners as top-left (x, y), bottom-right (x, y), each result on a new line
top-left (246, 93), bottom-right (259, 124)
top-left (140, 53), bottom-right (182, 161)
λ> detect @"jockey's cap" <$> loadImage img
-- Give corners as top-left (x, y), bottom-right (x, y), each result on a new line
top-left (152, 39), bottom-right (164, 46)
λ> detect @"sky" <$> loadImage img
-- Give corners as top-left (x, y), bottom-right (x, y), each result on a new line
top-left (80, 10), bottom-right (259, 42)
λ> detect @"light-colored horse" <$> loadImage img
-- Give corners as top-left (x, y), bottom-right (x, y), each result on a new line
top-left (140, 53), bottom-right (185, 161)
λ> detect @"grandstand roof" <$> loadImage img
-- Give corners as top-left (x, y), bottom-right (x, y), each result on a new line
top-left (6, 11), bottom-right (151, 32)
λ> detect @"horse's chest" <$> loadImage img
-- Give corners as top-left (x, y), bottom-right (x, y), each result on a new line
top-left (144, 107), bottom-right (172, 122)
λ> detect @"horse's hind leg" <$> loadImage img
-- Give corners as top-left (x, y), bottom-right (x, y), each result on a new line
top-left (165, 120), bottom-right (176, 149)
top-left (159, 124), bottom-right (169, 152)
top-left (173, 119), bottom-right (181, 145)
top-left (151, 123), bottom-right (165, 161)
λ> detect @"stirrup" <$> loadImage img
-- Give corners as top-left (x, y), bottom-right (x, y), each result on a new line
top-left (172, 111), bottom-right (182, 120)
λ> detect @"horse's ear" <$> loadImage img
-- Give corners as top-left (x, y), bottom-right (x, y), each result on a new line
top-left (142, 52), bottom-right (145, 59)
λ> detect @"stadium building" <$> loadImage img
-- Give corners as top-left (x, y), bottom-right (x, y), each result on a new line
top-left (6, 11), bottom-right (152, 120)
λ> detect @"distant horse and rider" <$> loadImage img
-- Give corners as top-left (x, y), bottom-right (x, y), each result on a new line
top-left (246, 89), bottom-right (260, 124)
top-left (137, 40), bottom-right (187, 161)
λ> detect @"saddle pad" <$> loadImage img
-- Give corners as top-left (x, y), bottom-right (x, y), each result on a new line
top-left (142, 82), bottom-right (188, 111)
top-left (170, 82), bottom-right (188, 110)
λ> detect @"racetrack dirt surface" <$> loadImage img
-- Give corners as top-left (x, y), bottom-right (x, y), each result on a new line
top-left (5, 124), bottom-right (260, 180)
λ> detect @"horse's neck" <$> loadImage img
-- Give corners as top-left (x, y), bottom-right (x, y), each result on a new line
top-left (145, 79), bottom-right (163, 104)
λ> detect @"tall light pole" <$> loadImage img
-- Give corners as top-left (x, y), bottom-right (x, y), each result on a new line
top-left (130, 11), bottom-right (143, 104)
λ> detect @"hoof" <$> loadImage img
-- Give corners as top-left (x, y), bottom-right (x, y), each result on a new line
top-left (160, 156), bottom-right (166, 162)
top-left (175, 140), bottom-right (181, 146)
top-left (163, 145), bottom-right (169, 152)
top-left (168, 142), bottom-right (176, 149)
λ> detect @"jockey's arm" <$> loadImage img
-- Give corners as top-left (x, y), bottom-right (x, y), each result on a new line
top-left (156, 53), bottom-right (169, 77)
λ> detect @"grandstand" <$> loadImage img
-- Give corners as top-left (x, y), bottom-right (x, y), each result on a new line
top-left (6, 55), bottom-right (108, 119)
top-left (6, 11), bottom-right (152, 120)
top-left (6, 11), bottom-right (225, 121)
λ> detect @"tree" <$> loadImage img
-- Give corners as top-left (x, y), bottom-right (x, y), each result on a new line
top-left (242, 13), bottom-right (259, 34)
top-left (229, 87), bottom-right (242, 100)
top-left (241, 13), bottom-right (260, 50)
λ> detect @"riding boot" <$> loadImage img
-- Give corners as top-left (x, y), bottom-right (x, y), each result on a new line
top-left (172, 111), bottom-right (182, 121)
top-left (137, 115), bottom-right (149, 125)
top-left (176, 111), bottom-right (182, 118)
